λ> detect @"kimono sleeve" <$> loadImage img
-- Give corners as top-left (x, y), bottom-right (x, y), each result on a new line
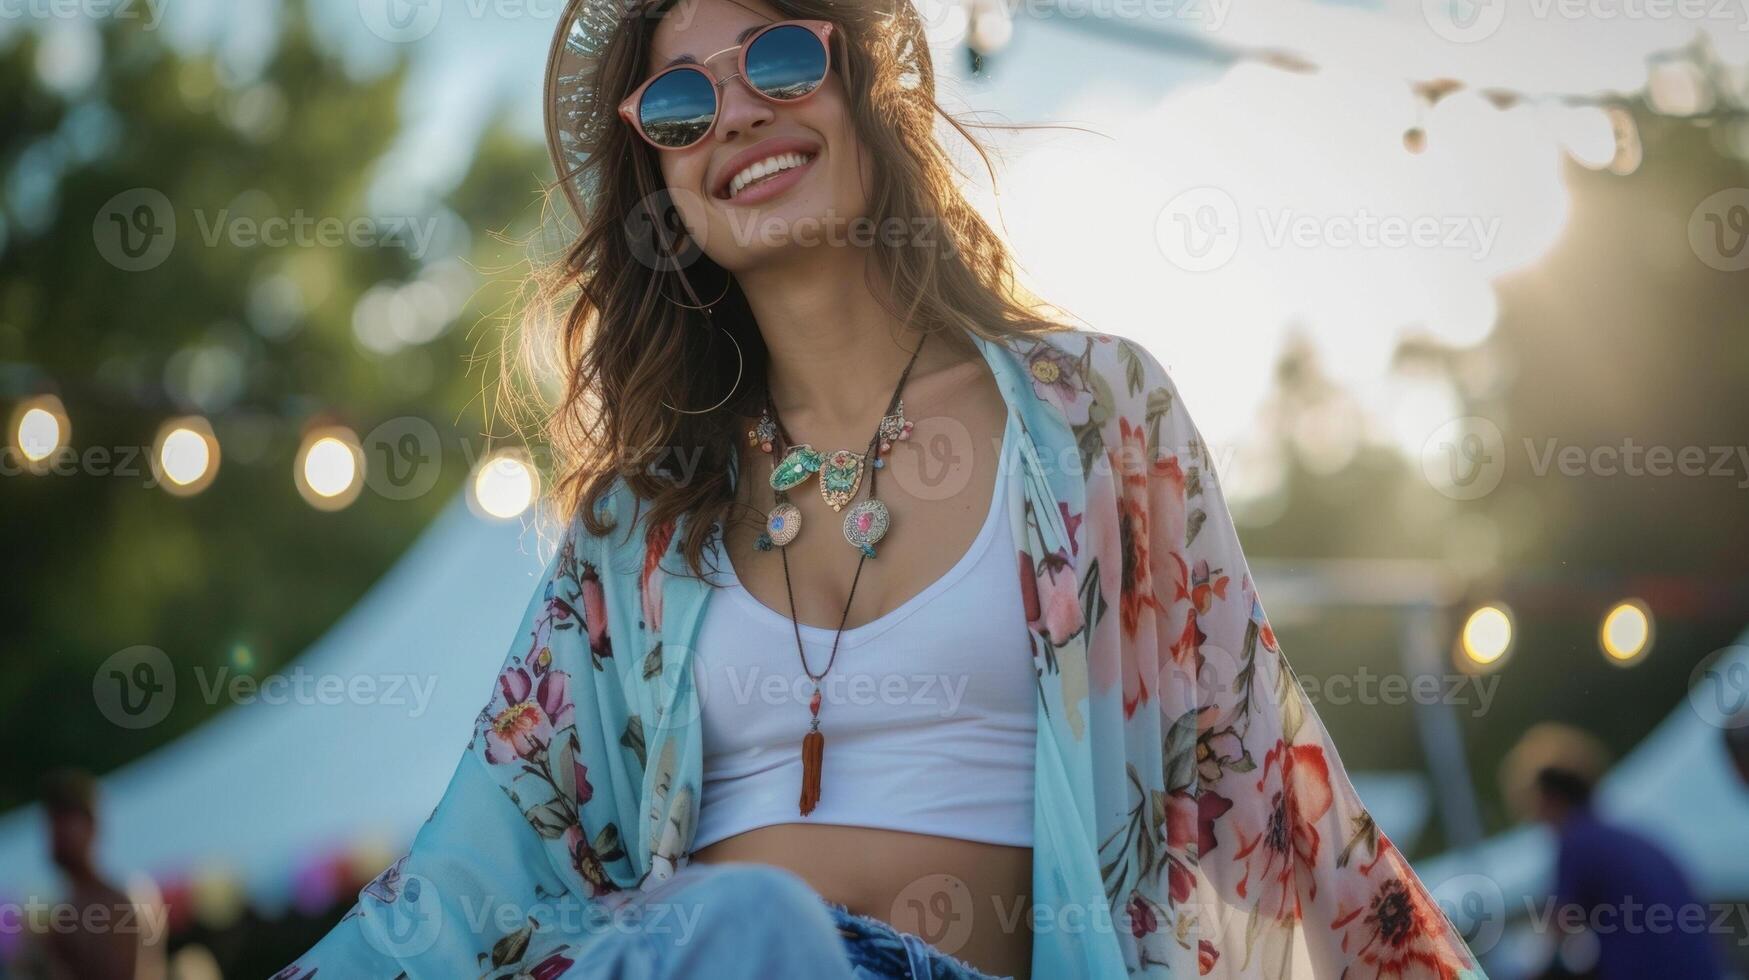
top-left (273, 516), bottom-right (635, 979)
top-left (1130, 345), bottom-right (1484, 979)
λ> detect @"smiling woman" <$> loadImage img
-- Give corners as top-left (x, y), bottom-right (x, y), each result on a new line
top-left (275, 0), bottom-right (1486, 978)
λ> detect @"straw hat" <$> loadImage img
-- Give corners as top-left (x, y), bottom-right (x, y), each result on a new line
top-left (544, 0), bottom-right (651, 224)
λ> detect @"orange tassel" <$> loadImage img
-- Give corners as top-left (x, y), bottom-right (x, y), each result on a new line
top-left (799, 729), bottom-right (824, 815)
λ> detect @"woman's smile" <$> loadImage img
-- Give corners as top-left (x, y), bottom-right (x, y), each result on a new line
top-left (713, 140), bottom-right (822, 206)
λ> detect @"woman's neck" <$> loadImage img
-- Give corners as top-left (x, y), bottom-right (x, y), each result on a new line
top-left (735, 248), bottom-right (954, 427)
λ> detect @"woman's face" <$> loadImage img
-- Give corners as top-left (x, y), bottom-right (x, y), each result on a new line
top-left (642, 0), bottom-right (870, 272)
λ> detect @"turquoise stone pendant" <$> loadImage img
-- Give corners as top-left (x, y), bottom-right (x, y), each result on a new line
top-left (818, 449), bottom-right (865, 511)
top-left (770, 444), bottom-right (822, 492)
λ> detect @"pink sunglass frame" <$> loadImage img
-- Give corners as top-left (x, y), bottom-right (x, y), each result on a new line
top-left (618, 19), bottom-right (836, 150)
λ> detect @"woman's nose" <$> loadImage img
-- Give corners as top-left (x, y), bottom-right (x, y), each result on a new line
top-left (713, 75), bottom-right (775, 143)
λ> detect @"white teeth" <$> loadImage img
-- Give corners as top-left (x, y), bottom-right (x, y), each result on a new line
top-left (727, 152), bottom-right (812, 198)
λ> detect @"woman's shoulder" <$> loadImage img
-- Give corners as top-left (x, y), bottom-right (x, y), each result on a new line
top-left (1014, 324), bottom-right (1183, 401)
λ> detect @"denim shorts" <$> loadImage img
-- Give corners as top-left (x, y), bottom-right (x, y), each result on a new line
top-left (823, 898), bottom-right (1007, 980)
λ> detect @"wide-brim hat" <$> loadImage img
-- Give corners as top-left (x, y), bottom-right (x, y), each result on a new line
top-left (544, 0), bottom-right (646, 225)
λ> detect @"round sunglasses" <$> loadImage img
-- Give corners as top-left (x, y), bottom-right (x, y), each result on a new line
top-left (619, 19), bottom-right (835, 150)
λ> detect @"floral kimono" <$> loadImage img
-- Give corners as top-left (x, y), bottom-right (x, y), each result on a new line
top-left (279, 327), bottom-right (1485, 979)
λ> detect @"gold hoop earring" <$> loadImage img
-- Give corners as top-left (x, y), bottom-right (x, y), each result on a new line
top-left (666, 268), bottom-right (734, 311)
top-left (661, 324), bottom-right (744, 415)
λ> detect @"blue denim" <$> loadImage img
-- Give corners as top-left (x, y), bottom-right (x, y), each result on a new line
top-left (556, 861), bottom-right (1005, 980)
top-left (825, 898), bottom-right (1006, 980)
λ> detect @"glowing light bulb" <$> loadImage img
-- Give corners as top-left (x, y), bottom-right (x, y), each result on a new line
top-left (155, 417), bottom-right (219, 495)
top-left (11, 395), bottom-right (69, 467)
top-left (1461, 604), bottom-right (1514, 669)
top-left (296, 427), bottom-right (364, 510)
top-left (1599, 599), bottom-right (1653, 666)
top-left (472, 451), bottom-right (537, 520)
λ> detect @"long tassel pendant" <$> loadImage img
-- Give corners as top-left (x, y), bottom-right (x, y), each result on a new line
top-left (799, 686), bottom-right (824, 815)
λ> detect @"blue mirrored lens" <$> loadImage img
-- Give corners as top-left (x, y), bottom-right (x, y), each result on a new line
top-left (745, 25), bottom-right (827, 101)
top-left (639, 68), bottom-right (716, 147)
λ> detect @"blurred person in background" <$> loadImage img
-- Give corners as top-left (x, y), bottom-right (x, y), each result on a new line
top-left (1504, 723), bottom-right (1726, 980)
top-left (18, 769), bottom-right (167, 980)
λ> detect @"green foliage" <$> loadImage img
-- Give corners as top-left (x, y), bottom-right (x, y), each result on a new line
top-left (0, 1), bottom-right (554, 812)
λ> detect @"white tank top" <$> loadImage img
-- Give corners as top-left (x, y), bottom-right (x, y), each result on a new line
top-left (690, 411), bottom-right (1036, 850)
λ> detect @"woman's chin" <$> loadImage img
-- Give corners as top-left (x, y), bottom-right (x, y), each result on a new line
top-left (706, 201), bottom-right (869, 264)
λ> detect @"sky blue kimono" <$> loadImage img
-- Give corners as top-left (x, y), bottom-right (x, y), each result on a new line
top-left (278, 327), bottom-right (1486, 979)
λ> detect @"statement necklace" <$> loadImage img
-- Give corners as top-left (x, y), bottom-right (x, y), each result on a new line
top-left (743, 336), bottom-right (925, 815)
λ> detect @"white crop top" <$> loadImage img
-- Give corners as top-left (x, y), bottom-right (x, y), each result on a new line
top-left (690, 410), bottom-right (1036, 850)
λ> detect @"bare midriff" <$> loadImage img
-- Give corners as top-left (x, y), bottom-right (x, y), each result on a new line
top-left (692, 824), bottom-right (1034, 979)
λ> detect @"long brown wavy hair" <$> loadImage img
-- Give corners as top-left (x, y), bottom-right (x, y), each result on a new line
top-left (512, 0), bottom-right (1073, 580)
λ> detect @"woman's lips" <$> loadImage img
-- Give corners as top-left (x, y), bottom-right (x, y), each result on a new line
top-left (717, 154), bottom-right (817, 208)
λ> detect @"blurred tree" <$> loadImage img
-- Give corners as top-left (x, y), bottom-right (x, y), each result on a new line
top-left (0, 0), bottom-right (547, 813)
top-left (1234, 101), bottom-right (1749, 849)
